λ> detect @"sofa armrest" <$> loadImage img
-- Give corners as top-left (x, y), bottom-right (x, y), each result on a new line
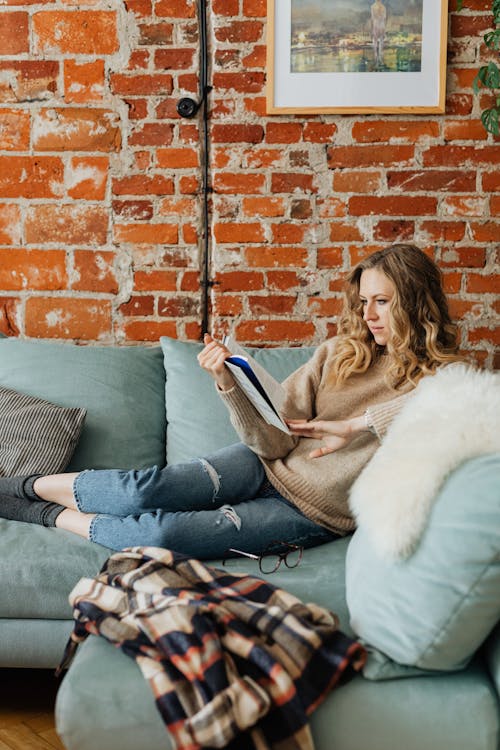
top-left (485, 623), bottom-right (500, 697)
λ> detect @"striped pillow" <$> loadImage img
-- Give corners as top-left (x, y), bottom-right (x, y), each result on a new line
top-left (0, 386), bottom-right (86, 476)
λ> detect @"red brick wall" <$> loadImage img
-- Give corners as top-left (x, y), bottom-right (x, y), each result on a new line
top-left (0, 0), bottom-right (498, 367)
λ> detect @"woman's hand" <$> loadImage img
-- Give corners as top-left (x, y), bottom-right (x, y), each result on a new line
top-left (286, 415), bottom-right (366, 458)
top-left (197, 334), bottom-right (235, 391)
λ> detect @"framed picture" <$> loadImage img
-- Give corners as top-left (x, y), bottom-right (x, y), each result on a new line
top-left (266, 0), bottom-right (449, 114)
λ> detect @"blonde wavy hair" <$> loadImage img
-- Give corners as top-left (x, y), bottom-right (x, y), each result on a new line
top-left (332, 244), bottom-right (461, 388)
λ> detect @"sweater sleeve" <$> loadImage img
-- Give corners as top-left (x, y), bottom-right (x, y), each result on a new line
top-left (365, 391), bottom-right (414, 440)
top-left (217, 342), bottom-right (331, 460)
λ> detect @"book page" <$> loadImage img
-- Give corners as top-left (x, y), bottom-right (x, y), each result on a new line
top-left (223, 337), bottom-right (290, 434)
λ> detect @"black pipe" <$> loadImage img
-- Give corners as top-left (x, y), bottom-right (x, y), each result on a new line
top-left (199, 0), bottom-right (212, 337)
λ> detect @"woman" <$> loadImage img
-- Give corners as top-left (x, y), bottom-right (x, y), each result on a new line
top-left (0, 244), bottom-right (460, 558)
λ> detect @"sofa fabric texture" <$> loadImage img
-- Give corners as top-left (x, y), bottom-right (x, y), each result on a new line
top-left (0, 335), bottom-right (497, 750)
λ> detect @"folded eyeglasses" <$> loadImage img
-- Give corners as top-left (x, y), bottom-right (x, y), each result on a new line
top-left (222, 540), bottom-right (303, 574)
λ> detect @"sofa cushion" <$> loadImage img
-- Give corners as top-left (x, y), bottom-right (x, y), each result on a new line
top-left (346, 454), bottom-right (500, 675)
top-left (160, 337), bottom-right (315, 464)
top-left (0, 338), bottom-right (166, 471)
top-left (0, 385), bottom-right (85, 475)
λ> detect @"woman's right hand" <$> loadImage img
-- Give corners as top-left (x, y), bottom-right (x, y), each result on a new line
top-left (197, 334), bottom-right (235, 391)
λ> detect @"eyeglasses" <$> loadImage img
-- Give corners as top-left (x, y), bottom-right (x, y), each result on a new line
top-left (222, 541), bottom-right (303, 574)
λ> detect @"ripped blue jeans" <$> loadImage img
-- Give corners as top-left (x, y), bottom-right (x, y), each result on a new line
top-left (73, 442), bottom-right (338, 558)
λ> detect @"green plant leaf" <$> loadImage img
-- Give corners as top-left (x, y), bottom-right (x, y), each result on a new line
top-left (475, 61), bottom-right (500, 90)
top-left (493, 0), bottom-right (500, 24)
top-left (456, 0), bottom-right (464, 10)
top-left (482, 107), bottom-right (500, 135)
top-left (484, 30), bottom-right (500, 49)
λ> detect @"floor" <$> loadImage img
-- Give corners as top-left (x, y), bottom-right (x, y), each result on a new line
top-left (0, 668), bottom-right (64, 750)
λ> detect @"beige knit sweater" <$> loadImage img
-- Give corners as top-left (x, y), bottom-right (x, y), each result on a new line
top-left (218, 338), bottom-right (414, 535)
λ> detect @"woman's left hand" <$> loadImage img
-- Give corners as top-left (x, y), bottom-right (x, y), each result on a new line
top-left (286, 417), bottom-right (362, 458)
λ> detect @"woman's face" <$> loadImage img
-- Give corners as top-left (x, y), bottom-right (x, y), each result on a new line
top-left (359, 268), bottom-right (396, 346)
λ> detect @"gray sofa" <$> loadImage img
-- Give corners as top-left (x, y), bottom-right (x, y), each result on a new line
top-left (0, 335), bottom-right (498, 750)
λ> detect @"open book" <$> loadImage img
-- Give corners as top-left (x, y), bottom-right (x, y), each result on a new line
top-left (222, 336), bottom-right (291, 434)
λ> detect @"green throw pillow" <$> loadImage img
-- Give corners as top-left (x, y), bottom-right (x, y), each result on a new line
top-left (160, 337), bottom-right (315, 464)
top-left (0, 338), bottom-right (166, 471)
top-left (346, 454), bottom-right (500, 678)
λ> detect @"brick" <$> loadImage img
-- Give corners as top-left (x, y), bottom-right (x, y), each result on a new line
top-left (243, 148), bottom-right (283, 168)
top-left (0, 156), bottom-right (64, 198)
top-left (213, 0), bottom-right (238, 14)
top-left (121, 320), bottom-right (177, 342)
top-left (327, 145), bottom-right (414, 168)
top-left (243, 96), bottom-right (267, 116)
top-left (419, 220), bottom-right (466, 242)
top-left (329, 222), bottom-right (363, 242)
top-left (242, 197), bottom-right (284, 217)
top-left (243, 0), bottom-right (266, 14)
top-left (333, 171), bottom-right (382, 193)
top-left (159, 198), bottom-right (197, 217)
top-left (308, 297), bottom-right (344, 316)
top-left (124, 0), bottom-right (152, 19)
top-left (212, 294), bottom-right (244, 316)
top-left (373, 220), bottom-right (415, 242)
top-left (33, 108), bottom-right (121, 152)
top-left (441, 246), bottom-right (487, 268)
top-left (112, 201), bottom-right (153, 221)
top-left (303, 122), bottom-right (337, 143)
top-left (0, 109), bottom-right (30, 150)
top-left (64, 60), bottom-right (104, 103)
top-left (114, 224), bottom-right (178, 245)
top-left (266, 122), bottom-right (302, 143)
top-left (213, 223), bottom-right (265, 243)
top-left (215, 20), bottom-right (263, 43)
top-left (470, 222), bottom-right (500, 242)
top-left (0, 249), bottom-right (66, 290)
top-left (271, 225), bottom-right (306, 243)
top-left (25, 205), bottom-right (108, 245)
top-left (138, 22), bottom-right (173, 45)
top-left (445, 93), bottom-right (474, 116)
top-left (451, 13), bottom-right (493, 37)
top-left (248, 296), bottom-right (296, 315)
top-left (179, 270), bottom-right (199, 291)
top-left (423, 145), bottom-right (500, 167)
top-left (156, 148), bottom-right (199, 169)
top-left (388, 169), bottom-right (476, 192)
top-left (158, 295), bottom-right (200, 317)
top-left (349, 196), bottom-right (437, 216)
top-left (468, 327), bottom-right (500, 346)
top-left (155, 0), bottom-right (195, 18)
top-left (110, 73), bottom-right (173, 96)
top-left (245, 246), bottom-right (307, 267)
top-left (449, 67), bottom-right (480, 90)
top-left (215, 271), bottom-right (264, 291)
top-left (129, 123), bottom-right (173, 147)
top-left (154, 49), bottom-right (196, 70)
top-left (442, 195), bottom-right (487, 217)
top-left (25, 297), bottom-right (112, 340)
top-left (442, 272), bottom-right (463, 294)
top-left (33, 11), bottom-right (119, 54)
top-left (490, 196), bottom-right (500, 215)
top-left (72, 250), bottom-right (118, 293)
top-left (134, 270), bottom-right (177, 291)
top-left (0, 12), bottom-right (28, 53)
top-left (317, 247), bottom-right (343, 268)
top-left (211, 124), bottom-right (264, 143)
top-left (119, 295), bottom-right (155, 317)
top-left (0, 204), bottom-right (21, 244)
top-left (443, 119), bottom-right (488, 141)
top-left (291, 199), bottom-right (312, 220)
top-left (235, 319), bottom-right (315, 344)
top-left (0, 297), bottom-right (19, 337)
top-left (266, 270), bottom-right (302, 291)
top-left (352, 121), bottom-right (439, 142)
top-left (242, 45), bottom-right (266, 68)
top-left (0, 61), bottom-right (58, 103)
top-left (271, 173), bottom-right (315, 193)
top-left (482, 171), bottom-right (500, 191)
top-left (466, 274), bottom-right (500, 294)
top-left (67, 156), bottom-right (108, 200)
top-left (213, 173), bottom-right (265, 194)
top-left (212, 72), bottom-right (265, 93)
top-left (112, 174), bottom-right (174, 196)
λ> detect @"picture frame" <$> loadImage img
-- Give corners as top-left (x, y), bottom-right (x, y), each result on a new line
top-left (266, 0), bottom-right (449, 115)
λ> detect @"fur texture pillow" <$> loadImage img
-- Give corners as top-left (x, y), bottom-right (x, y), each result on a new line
top-left (349, 364), bottom-right (500, 560)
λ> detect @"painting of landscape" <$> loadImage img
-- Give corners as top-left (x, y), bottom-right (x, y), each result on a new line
top-left (291, 0), bottom-right (423, 74)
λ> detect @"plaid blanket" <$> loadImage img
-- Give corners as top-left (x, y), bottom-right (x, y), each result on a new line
top-left (60, 546), bottom-right (366, 750)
